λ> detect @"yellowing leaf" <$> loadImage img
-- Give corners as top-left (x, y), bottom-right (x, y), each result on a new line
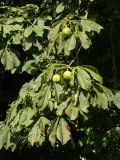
top-left (49, 118), bottom-right (59, 146)
top-left (65, 103), bottom-right (78, 120)
top-left (56, 118), bottom-right (71, 145)
top-left (28, 117), bottom-right (50, 146)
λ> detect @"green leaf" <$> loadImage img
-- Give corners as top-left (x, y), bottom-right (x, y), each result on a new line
top-left (53, 83), bottom-right (63, 102)
top-left (56, 3), bottom-right (65, 14)
top-left (82, 65), bottom-right (103, 83)
top-left (3, 25), bottom-right (13, 34)
top-left (19, 107), bottom-right (36, 127)
top-left (94, 85), bottom-right (108, 109)
top-left (80, 19), bottom-right (103, 33)
top-left (22, 60), bottom-right (38, 75)
top-left (1, 49), bottom-right (20, 70)
top-left (57, 118), bottom-right (71, 145)
top-left (12, 34), bottom-right (23, 44)
top-left (78, 31), bottom-right (92, 49)
top-left (56, 100), bottom-right (69, 116)
top-left (65, 102), bottom-right (78, 120)
top-left (48, 23), bottom-right (61, 42)
top-left (112, 91), bottom-right (120, 109)
top-left (23, 40), bottom-right (32, 51)
top-left (76, 67), bottom-right (92, 90)
top-left (79, 91), bottom-right (90, 113)
top-left (48, 23), bottom-right (62, 53)
top-left (24, 26), bottom-right (33, 38)
top-left (33, 19), bottom-right (45, 37)
top-left (15, 17), bottom-right (24, 22)
top-left (0, 125), bottom-right (11, 150)
top-left (33, 41), bottom-right (42, 51)
top-left (12, 24), bottom-right (22, 31)
top-left (38, 85), bottom-right (51, 111)
top-left (64, 35), bottom-right (76, 55)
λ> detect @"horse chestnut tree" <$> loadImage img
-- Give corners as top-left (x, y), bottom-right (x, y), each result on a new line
top-left (0, 1), bottom-right (119, 160)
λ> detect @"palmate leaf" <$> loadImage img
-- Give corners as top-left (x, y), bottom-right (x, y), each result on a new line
top-left (28, 117), bottom-right (50, 146)
top-left (56, 118), bottom-right (71, 145)
top-left (1, 49), bottom-right (20, 70)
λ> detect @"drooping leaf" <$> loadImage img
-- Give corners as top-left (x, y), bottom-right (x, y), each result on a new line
top-left (49, 118), bottom-right (59, 146)
top-left (79, 91), bottom-right (90, 113)
top-left (94, 85), bottom-right (109, 109)
top-left (78, 31), bottom-right (92, 49)
top-left (53, 83), bottom-right (63, 102)
top-left (82, 65), bottom-right (103, 83)
top-left (56, 118), bottom-right (71, 145)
